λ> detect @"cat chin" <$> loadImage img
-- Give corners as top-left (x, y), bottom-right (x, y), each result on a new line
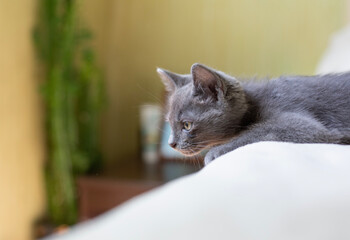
top-left (177, 149), bottom-right (202, 156)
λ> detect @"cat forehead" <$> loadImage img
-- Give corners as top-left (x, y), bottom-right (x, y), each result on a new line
top-left (168, 87), bottom-right (191, 114)
top-left (167, 86), bottom-right (215, 121)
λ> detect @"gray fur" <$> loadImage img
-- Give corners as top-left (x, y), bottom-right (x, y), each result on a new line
top-left (157, 63), bottom-right (350, 165)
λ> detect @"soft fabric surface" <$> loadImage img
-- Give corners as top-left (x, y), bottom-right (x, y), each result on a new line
top-left (316, 24), bottom-right (350, 74)
top-left (44, 142), bottom-right (350, 240)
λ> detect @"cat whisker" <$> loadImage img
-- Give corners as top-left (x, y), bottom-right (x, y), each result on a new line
top-left (187, 149), bottom-right (203, 169)
top-left (136, 83), bottom-right (163, 103)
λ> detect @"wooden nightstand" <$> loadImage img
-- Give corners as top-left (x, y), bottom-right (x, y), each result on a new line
top-left (77, 177), bottom-right (160, 221)
top-left (76, 159), bottom-right (200, 221)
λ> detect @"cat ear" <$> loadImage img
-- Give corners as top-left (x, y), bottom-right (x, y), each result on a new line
top-left (191, 63), bottom-right (226, 101)
top-left (157, 68), bottom-right (187, 92)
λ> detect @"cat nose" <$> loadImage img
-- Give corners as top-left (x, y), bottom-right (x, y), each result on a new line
top-left (169, 141), bottom-right (177, 149)
top-left (168, 134), bottom-right (177, 149)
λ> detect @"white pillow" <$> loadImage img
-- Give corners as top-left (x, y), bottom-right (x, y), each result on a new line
top-left (316, 24), bottom-right (350, 74)
top-left (44, 142), bottom-right (350, 240)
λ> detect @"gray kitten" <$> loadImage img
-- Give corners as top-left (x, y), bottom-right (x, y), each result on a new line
top-left (157, 63), bottom-right (350, 165)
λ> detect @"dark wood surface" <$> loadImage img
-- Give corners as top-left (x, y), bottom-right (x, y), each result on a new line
top-left (77, 176), bottom-right (161, 221)
top-left (77, 157), bottom-right (201, 221)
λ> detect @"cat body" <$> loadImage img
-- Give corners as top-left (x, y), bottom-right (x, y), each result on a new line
top-left (157, 64), bottom-right (350, 165)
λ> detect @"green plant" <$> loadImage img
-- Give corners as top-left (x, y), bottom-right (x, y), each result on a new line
top-left (33, 0), bottom-right (104, 225)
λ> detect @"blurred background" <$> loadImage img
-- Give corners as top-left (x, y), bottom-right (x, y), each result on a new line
top-left (0, 0), bottom-right (349, 239)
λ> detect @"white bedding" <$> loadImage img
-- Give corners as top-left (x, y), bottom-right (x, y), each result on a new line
top-left (44, 142), bottom-right (350, 240)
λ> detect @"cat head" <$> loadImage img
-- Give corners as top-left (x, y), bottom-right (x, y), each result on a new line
top-left (157, 63), bottom-right (248, 156)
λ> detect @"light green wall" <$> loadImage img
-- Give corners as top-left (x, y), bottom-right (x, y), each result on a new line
top-left (83, 0), bottom-right (346, 166)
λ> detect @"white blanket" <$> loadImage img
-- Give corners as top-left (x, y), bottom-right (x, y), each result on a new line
top-left (44, 142), bottom-right (350, 240)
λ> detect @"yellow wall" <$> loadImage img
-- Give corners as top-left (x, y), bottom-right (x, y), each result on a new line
top-left (0, 0), bottom-right (45, 239)
top-left (83, 0), bottom-right (346, 167)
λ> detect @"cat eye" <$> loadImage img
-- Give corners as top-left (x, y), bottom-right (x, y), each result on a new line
top-left (183, 121), bottom-right (193, 131)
